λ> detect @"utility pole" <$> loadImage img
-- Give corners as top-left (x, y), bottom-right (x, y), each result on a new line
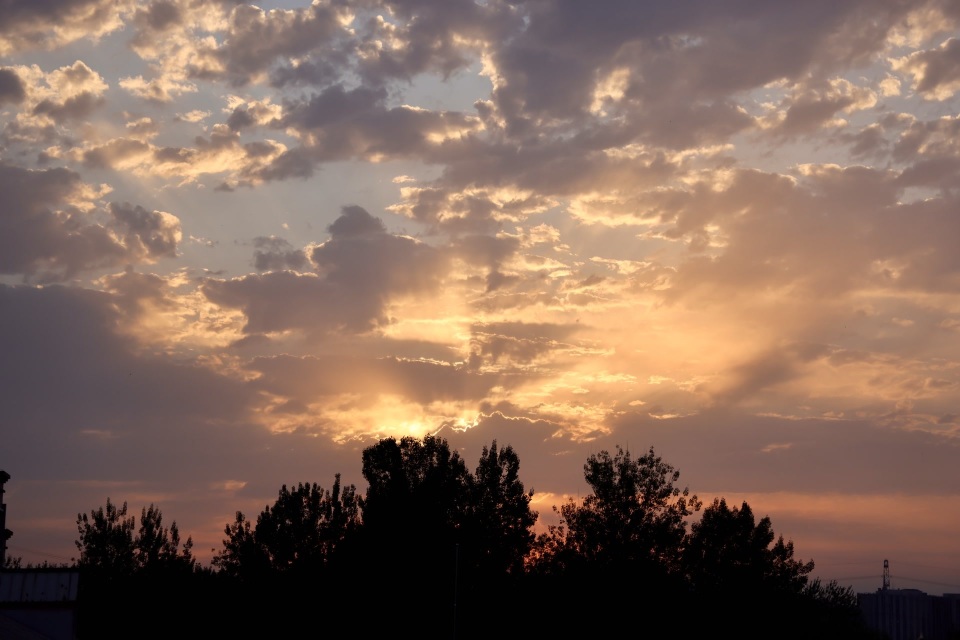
top-left (0, 470), bottom-right (10, 569)
top-left (882, 558), bottom-right (890, 590)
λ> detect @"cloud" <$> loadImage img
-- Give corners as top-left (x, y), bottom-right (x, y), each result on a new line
top-left (252, 236), bottom-right (308, 272)
top-left (0, 164), bottom-right (182, 281)
top-left (75, 123), bottom-right (290, 187)
top-left (0, 283), bottom-right (255, 442)
top-left (764, 77), bottom-right (878, 137)
top-left (469, 321), bottom-right (580, 367)
top-left (257, 84), bottom-right (481, 177)
top-left (0, 68), bottom-right (26, 105)
top-left (3, 61), bottom-right (108, 132)
top-left (605, 410), bottom-right (960, 497)
top-left (108, 202), bottom-right (182, 260)
top-left (893, 36), bottom-right (960, 100)
top-left (353, 0), bottom-right (518, 85)
top-left (203, 206), bottom-right (448, 334)
top-left (481, 1), bottom-right (912, 142)
top-left (249, 353), bottom-right (500, 406)
top-left (0, 0), bottom-right (133, 55)
top-left (124, 0), bottom-right (353, 95)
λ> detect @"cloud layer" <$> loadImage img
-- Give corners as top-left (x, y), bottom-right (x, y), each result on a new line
top-left (1, 0), bottom-right (958, 594)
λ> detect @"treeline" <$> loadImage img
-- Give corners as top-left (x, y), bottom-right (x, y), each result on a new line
top-left (69, 437), bottom-right (879, 639)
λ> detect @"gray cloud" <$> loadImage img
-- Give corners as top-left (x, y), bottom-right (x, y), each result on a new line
top-left (109, 202), bottom-right (181, 259)
top-left (203, 205), bottom-right (447, 334)
top-left (0, 0), bottom-right (130, 54)
top-left (132, 0), bottom-right (182, 33)
top-left (0, 68), bottom-right (26, 105)
top-left (483, 0), bottom-right (912, 141)
top-left (354, 0), bottom-right (518, 85)
top-left (252, 236), bottom-right (308, 272)
top-left (0, 164), bottom-right (182, 281)
top-left (898, 37), bottom-right (960, 98)
top-left (469, 321), bottom-right (580, 367)
top-left (184, 1), bottom-right (352, 87)
top-left (0, 281), bottom-right (372, 565)
top-left (263, 84), bottom-right (479, 174)
top-left (606, 409), bottom-right (960, 497)
top-left (249, 353), bottom-right (500, 405)
top-left (32, 91), bottom-right (104, 121)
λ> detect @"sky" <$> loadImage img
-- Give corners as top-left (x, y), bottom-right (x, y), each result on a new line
top-left (1, 0), bottom-right (959, 595)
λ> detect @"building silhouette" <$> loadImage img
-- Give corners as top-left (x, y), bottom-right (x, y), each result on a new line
top-left (858, 560), bottom-right (960, 640)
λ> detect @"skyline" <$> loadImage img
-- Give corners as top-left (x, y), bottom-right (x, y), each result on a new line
top-left (1, 0), bottom-right (959, 595)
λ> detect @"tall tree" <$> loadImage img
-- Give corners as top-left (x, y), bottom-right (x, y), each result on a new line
top-left (75, 499), bottom-right (194, 575)
top-left (136, 504), bottom-right (195, 573)
top-left (213, 474), bottom-right (359, 578)
top-left (75, 498), bottom-right (136, 576)
top-left (541, 445), bottom-right (700, 573)
top-left (465, 440), bottom-right (537, 577)
top-left (360, 435), bottom-right (470, 539)
top-left (683, 497), bottom-right (814, 594)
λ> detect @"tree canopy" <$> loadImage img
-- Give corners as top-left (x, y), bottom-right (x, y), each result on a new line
top-left (75, 498), bottom-right (194, 576)
top-left (67, 439), bottom-right (881, 639)
top-left (540, 445), bottom-right (701, 574)
top-left (212, 473), bottom-right (360, 579)
top-left (684, 497), bottom-right (814, 595)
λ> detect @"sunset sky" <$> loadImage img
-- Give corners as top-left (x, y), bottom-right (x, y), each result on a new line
top-left (2, 0), bottom-right (959, 594)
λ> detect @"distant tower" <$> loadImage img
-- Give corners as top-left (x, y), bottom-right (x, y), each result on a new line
top-left (882, 558), bottom-right (890, 590)
top-left (0, 470), bottom-right (10, 569)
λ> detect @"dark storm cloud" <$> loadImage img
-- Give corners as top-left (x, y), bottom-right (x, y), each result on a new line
top-left (203, 206), bottom-right (447, 334)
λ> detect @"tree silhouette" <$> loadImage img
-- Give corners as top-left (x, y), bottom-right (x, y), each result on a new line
top-left (540, 445), bottom-right (700, 574)
top-left (684, 497), bottom-right (813, 595)
top-left (75, 499), bottom-right (195, 576)
top-left (136, 504), bottom-right (195, 574)
top-left (213, 474), bottom-right (359, 579)
top-left (465, 440), bottom-right (537, 577)
top-left (360, 434), bottom-right (469, 534)
top-left (75, 498), bottom-right (136, 576)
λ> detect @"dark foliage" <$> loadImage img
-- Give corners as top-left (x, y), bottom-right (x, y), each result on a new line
top-left (536, 445), bottom-right (700, 574)
top-left (67, 441), bottom-right (882, 639)
top-left (74, 498), bottom-right (194, 577)
top-left (684, 497), bottom-right (814, 595)
top-left (212, 473), bottom-right (360, 579)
